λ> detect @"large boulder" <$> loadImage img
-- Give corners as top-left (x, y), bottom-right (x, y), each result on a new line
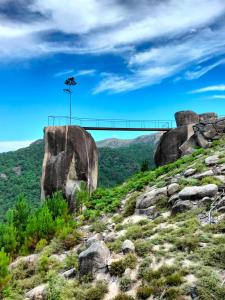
top-left (41, 126), bottom-right (98, 210)
top-left (154, 124), bottom-right (196, 166)
top-left (175, 110), bottom-right (199, 127)
top-left (179, 184), bottom-right (218, 200)
top-left (154, 111), bottom-right (225, 167)
top-left (78, 241), bottom-right (110, 276)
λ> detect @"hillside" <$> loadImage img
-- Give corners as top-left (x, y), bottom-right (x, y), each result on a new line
top-left (0, 134), bottom-right (157, 219)
top-left (2, 138), bottom-right (225, 299)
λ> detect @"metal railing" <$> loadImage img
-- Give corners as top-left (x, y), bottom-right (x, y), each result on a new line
top-left (47, 116), bottom-right (175, 131)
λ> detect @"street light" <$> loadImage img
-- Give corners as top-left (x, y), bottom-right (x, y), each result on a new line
top-left (63, 77), bottom-right (77, 125)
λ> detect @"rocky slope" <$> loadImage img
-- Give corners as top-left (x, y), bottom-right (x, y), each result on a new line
top-left (4, 137), bottom-right (225, 300)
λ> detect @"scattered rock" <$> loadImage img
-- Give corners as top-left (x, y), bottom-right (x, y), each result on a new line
top-left (25, 284), bottom-right (47, 300)
top-left (0, 173), bottom-right (7, 180)
top-left (179, 184), bottom-right (218, 200)
top-left (78, 241), bottom-right (110, 276)
top-left (136, 187), bottom-right (167, 209)
top-left (86, 233), bottom-right (103, 247)
top-left (171, 200), bottom-right (194, 214)
top-left (168, 194), bottom-right (179, 206)
top-left (10, 254), bottom-right (38, 270)
top-left (199, 197), bottom-right (212, 207)
top-left (122, 215), bottom-right (148, 225)
top-left (50, 253), bottom-right (67, 263)
top-left (193, 170), bottom-right (214, 179)
top-left (62, 268), bottom-right (76, 278)
top-left (184, 168), bottom-right (196, 177)
top-left (12, 166), bottom-right (22, 176)
top-left (205, 155), bottom-right (219, 166)
top-left (122, 240), bottom-right (135, 254)
top-left (167, 183), bottom-right (179, 196)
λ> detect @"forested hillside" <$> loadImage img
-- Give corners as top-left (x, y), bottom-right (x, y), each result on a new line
top-left (0, 136), bottom-right (157, 219)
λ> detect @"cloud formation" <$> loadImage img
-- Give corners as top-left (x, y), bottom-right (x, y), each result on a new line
top-left (190, 84), bottom-right (225, 94)
top-left (1, 0), bottom-right (225, 92)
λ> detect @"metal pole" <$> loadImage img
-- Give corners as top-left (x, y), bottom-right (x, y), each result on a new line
top-left (69, 86), bottom-right (72, 125)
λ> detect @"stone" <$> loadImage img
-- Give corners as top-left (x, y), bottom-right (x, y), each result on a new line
top-left (0, 173), bottom-right (7, 180)
top-left (193, 170), bottom-right (214, 179)
top-left (135, 206), bottom-right (158, 218)
top-left (154, 124), bottom-right (196, 166)
top-left (50, 253), bottom-right (67, 263)
top-left (218, 206), bottom-right (225, 213)
top-left (136, 187), bottom-right (167, 209)
top-left (205, 155), bottom-right (219, 166)
top-left (184, 168), bottom-right (196, 177)
top-left (179, 184), bottom-right (218, 200)
top-left (41, 126), bottom-right (98, 211)
top-left (175, 111), bottom-right (199, 127)
top-left (122, 240), bottom-right (135, 254)
top-left (216, 197), bottom-right (225, 208)
top-left (12, 166), bottom-right (21, 176)
top-left (171, 200), bottom-right (194, 214)
top-left (199, 197), bottom-right (212, 207)
top-left (199, 112), bottom-right (218, 122)
top-left (62, 268), bottom-right (76, 278)
top-left (78, 241), bottom-right (110, 276)
top-left (168, 194), bottom-right (179, 206)
top-left (167, 183), bottom-right (179, 196)
top-left (10, 254), bottom-right (38, 270)
top-left (86, 233), bottom-right (103, 247)
top-left (25, 284), bottom-right (47, 300)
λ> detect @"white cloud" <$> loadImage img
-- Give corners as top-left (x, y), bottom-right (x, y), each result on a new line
top-left (212, 95), bottom-right (225, 99)
top-left (1, 0), bottom-right (225, 92)
top-left (54, 69), bottom-right (74, 77)
top-left (76, 69), bottom-right (96, 76)
top-left (190, 85), bottom-right (225, 94)
top-left (0, 140), bottom-right (34, 153)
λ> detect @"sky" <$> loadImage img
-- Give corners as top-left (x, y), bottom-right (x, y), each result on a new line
top-left (1, 0), bottom-right (225, 152)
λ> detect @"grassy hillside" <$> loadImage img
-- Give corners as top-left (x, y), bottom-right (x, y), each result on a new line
top-left (0, 138), bottom-right (156, 219)
top-left (1, 138), bottom-right (225, 299)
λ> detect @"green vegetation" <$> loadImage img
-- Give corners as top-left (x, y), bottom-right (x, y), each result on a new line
top-left (0, 139), bottom-right (156, 220)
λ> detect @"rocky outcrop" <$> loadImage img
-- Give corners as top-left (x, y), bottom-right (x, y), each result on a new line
top-left (78, 241), bottom-right (110, 276)
top-left (154, 110), bottom-right (224, 167)
top-left (41, 126), bottom-right (98, 210)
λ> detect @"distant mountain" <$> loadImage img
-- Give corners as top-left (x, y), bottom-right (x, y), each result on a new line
top-left (0, 133), bottom-right (160, 219)
top-left (96, 132), bottom-right (163, 148)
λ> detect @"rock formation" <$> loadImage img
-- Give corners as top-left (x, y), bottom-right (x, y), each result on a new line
top-left (155, 110), bottom-right (225, 166)
top-left (41, 126), bottom-right (98, 210)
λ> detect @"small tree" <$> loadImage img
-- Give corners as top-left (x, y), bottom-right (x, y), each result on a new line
top-left (0, 249), bottom-right (10, 292)
top-left (140, 160), bottom-right (149, 172)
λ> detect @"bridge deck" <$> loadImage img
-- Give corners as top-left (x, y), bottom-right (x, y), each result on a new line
top-left (82, 126), bottom-right (170, 131)
top-left (48, 116), bottom-right (174, 131)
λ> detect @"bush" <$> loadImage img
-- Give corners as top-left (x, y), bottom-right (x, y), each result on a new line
top-left (165, 273), bottom-right (183, 286)
top-left (109, 260), bottom-right (126, 277)
top-left (85, 281), bottom-right (108, 300)
top-left (123, 194), bottom-right (138, 217)
top-left (0, 249), bottom-right (10, 292)
top-left (137, 285), bottom-right (153, 299)
top-left (163, 287), bottom-right (181, 300)
top-left (91, 221), bottom-right (107, 233)
top-left (120, 277), bottom-right (132, 292)
top-left (123, 254), bottom-right (137, 269)
top-left (200, 176), bottom-right (222, 186)
top-left (113, 294), bottom-right (135, 300)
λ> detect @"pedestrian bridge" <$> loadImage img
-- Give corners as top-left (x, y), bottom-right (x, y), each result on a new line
top-left (48, 116), bottom-right (174, 131)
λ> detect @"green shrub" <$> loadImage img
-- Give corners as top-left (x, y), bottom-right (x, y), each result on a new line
top-left (112, 294), bottom-right (135, 300)
top-left (175, 235), bottom-right (199, 253)
top-left (85, 281), bottom-right (108, 300)
top-left (123, 194), bottom-right (138, 217)
top-left (136, 285), bottom-right (153, 299)
top-left (75, 184), bottom-right (90, 213)
top-left (0, 249), bottom-right (10, 291)
top-left (109, 260), bottom-right (126, 277)
top-left (91, 221), bottom-right (107, 233)
top-left (165, 273), bottom-right (183, 286)
top-left (46, 193), bottom-right (69, 220)
top-left (123, 254), bottom-right (137, 269)
top-left (46, 272), bottom-right (63, 300)
top-left (201, 244), bottom-right (225, 268)
top-left (35, 238), bottom-right (48, 252)
top-left (0, 222), bottom-right (17, 255)
top-left (163, 287), bottom-right (181, 300)
top-left (200, 176), bottom-right (222, 186)
top-left (135, 240), bottom-right (152, 256)
top-left (120, 277), bottom-right (132, 292)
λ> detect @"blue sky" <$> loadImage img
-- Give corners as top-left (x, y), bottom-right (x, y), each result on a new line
top-left (1, 0), bottom-right (225, 151)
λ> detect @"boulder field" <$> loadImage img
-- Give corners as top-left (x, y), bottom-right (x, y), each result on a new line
top-left (155, 110), bottom-right (225, 166)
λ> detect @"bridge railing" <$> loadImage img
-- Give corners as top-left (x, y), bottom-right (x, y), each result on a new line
top-left (48, 116), bottom-right (175, 130)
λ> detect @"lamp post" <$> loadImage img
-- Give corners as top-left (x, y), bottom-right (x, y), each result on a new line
top-left (63, 77), bottom-right (77, 125)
